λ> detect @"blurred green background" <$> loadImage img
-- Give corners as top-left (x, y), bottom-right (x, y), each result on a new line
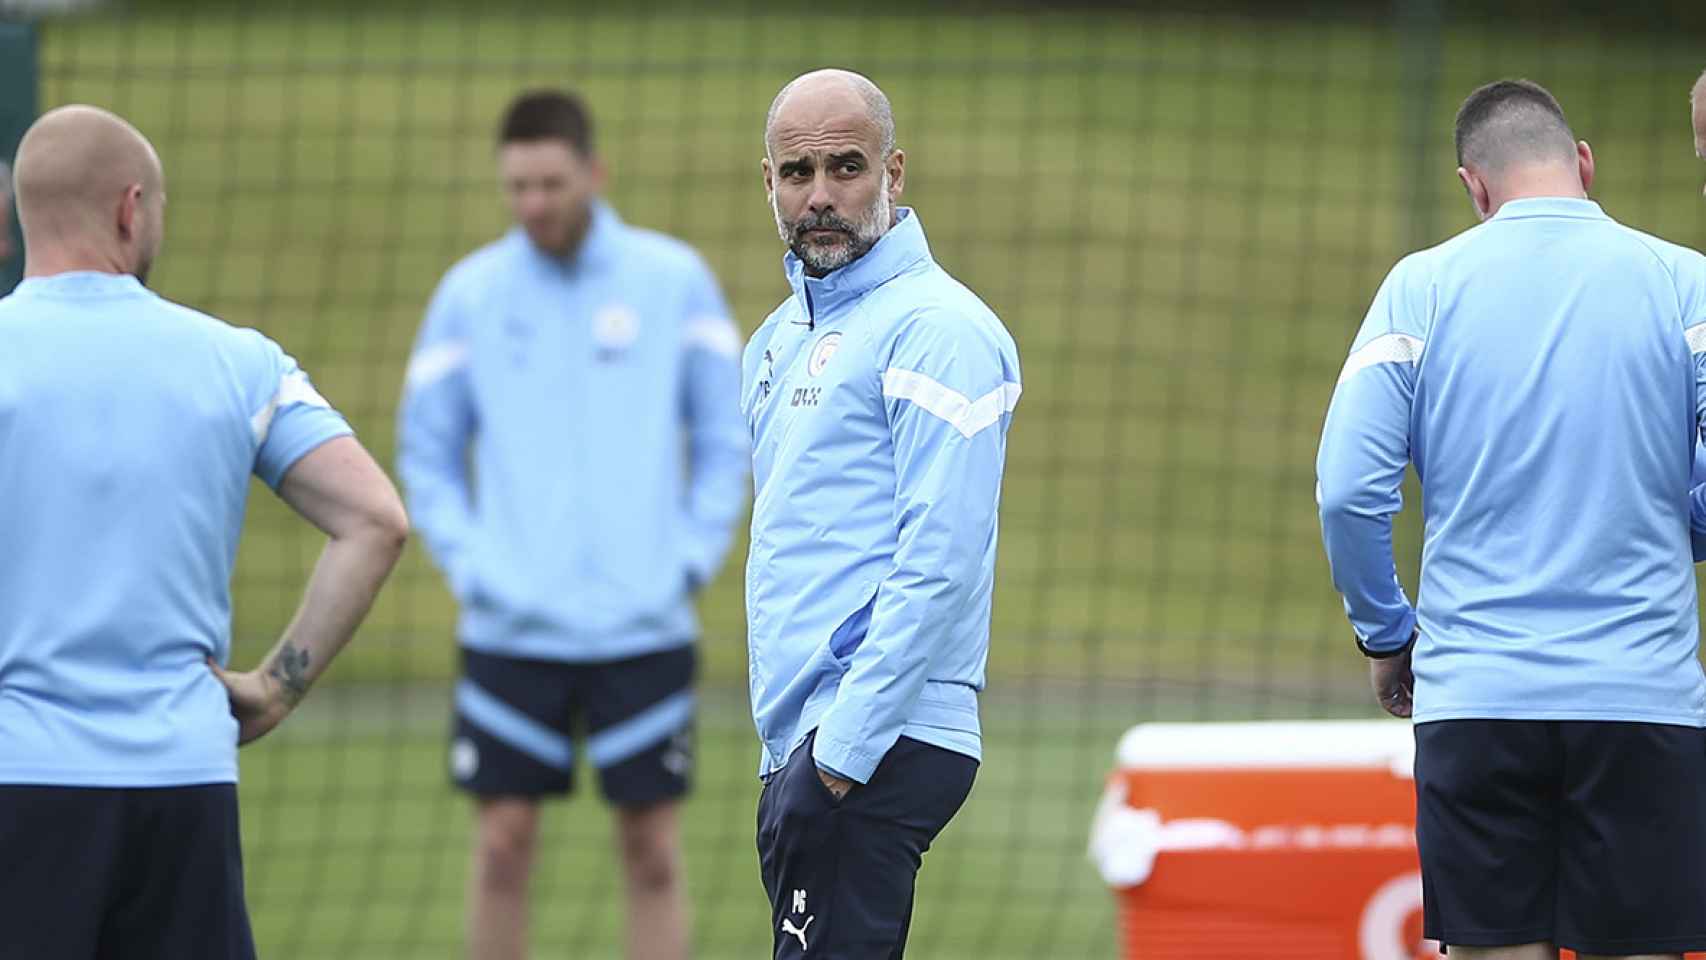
top-left (10, 1), bottom-right (1706, 956)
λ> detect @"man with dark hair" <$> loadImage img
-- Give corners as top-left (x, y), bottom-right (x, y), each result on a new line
top-left (501, 88), bottom-right (594, 156)
top-left (1452, 78), bottom-right (1577, 171)
top-left (1319, 78), bottom-right (1706, 959)
top-left (398, 88), bottom-right (746, 960)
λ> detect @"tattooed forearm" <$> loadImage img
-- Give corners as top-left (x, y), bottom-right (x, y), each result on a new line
top-left (268, 644), bottom-right (312, 705)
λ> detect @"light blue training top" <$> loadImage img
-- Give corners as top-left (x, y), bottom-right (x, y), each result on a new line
top-left (742, 209), bottom-right (1022, 782)
top-left (1318, 198), bottom-right (1706, 727)
top-left (397, 201), bottom-right (748, 664)
top-left (0, 272), bottom-right (352, 786)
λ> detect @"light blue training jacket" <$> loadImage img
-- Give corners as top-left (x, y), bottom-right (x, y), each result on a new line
top-left (742, 208), bottom-right (1022, 782)
top-left (1317, 197), bottom-right (1706, 726)
top-left (398, 201), bottom-right (748, 663)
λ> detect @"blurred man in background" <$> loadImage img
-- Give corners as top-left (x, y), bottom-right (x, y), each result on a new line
top-left (744, 69), bottom-right (1021, 959)
top-left (0, 104), bottom-right (407, 960)
top-left (1318, 79), bottom-right (1706, 958)
top-left (398, 89), bottom-right (747, 960)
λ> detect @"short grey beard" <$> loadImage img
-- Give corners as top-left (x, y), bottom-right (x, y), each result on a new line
top-left (771, 171), bottom-right (892, 276)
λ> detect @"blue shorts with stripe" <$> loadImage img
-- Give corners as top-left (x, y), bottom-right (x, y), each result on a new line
top-left (450, 645), bottom-right (697, 808)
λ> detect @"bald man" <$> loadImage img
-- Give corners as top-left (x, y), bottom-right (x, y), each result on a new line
top-left (0, 105), bottom-right (408, 959)
top-left (744, 70), bottom-right (1021, 958)
top-left (1318, 79), bottom-right (1706, 959)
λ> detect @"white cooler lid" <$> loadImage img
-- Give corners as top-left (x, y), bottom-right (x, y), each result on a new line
top-left (1090, 720), bottom-right (1416, 888)
top-left (1115, 720), bottom-right (1415, 777)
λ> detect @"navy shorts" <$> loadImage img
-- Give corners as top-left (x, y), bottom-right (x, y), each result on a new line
top-left (450, 645), bottom-right (697, 808)
top-left (756, 731), bottom-right (977, 959)
top-left (0, 783), bottom-right (255, 960)
top-left (1414, 719), bottom-right (1706, 953)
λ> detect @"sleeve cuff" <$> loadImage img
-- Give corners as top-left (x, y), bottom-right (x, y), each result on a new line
top-left (681, 526), bottom-right (725, 592)
top-left (685, 552), bottom-right (714, 593)
top-left (1357, 621), bottom-right (1417, 659)
top-left (811, 728), bottom-right (882, 784)
top-left (261, 426), bottom-right (354, 490)
top-left (814, 759), bottom-right (856, 782)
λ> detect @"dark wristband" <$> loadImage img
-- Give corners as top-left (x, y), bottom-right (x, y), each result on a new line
top-left (1357, 629), bottom-right (1416, 659)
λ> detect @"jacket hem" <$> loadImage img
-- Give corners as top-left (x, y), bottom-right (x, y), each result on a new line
top-left (0, 765), bottom-right (239, 787)
top-left (459, 629), bottom-right (695, 665)
top-left (1413, 706), bottom-right (1706, 727)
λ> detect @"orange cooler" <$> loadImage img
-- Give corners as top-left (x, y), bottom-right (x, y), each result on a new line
top-left (1089, 722), bottom-right (1706, 960)
top-left (1088, 721), bottom-right (1438, 960)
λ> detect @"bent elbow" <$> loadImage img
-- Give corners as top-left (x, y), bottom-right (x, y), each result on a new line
top-left (1316, 489), bottom-right (1352, 522)
top-left (1315, 478), bottom-right (1377, 522)
top-left (367, 496), bottom-right (411, 562)
top-left (383, 505), bottom-right (412, 557)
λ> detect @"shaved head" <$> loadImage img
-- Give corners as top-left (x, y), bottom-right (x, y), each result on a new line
top-left (1451, 79), bottom-right (1593, 221)
top-left (762, 69), bottom-right (906, 277)
top-left (766, 69), bottom-right (895, 160)
top-left (14, 104), bottom-right (165, 283)
top-left (1454, 79), bottom-right (1577, 173)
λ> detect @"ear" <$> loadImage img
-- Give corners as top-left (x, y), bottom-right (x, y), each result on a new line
top-left (1457, 166), bottom-right (1491, 221)
top-left (116, 183), bottom-right (143, 240)
top-left (886, 149), bottom-right (905, 201)
top-left (761, 156), bottom-right (774, 198)
top-left (588, 154), bottom-right (610, 193)
top-left (1576, 140), bottom-right (1595, 194)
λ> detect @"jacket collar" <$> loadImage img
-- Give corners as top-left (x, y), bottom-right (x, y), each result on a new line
top-left (784, 207), bottom-right (931, 320)
top-left (1489, 196), bottom-right (1608, 222)
top-left (11, 271), bottom-right (147, 299)
top-left (511, 198), bottom-right (622, 271)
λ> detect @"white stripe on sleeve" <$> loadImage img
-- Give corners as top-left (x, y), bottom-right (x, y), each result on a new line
top-left (1336, 333), bottom-right (1424, 386)
top-left (882, 368), bottom-right (1022, 440)
top-left (251, 370), bottom-right (333, 445)
top-left (1686, 322), bottom-right (1706, 355)
top-left (684, 315), bottom-right (742, 359)
top-left (404, 341), bottom-right (471, 393)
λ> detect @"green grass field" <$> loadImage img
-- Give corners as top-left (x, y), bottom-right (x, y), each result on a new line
top-left (21, 3), bottom-right (1706, 956)
top-left (237, 683), bottom-right (1376, 959)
